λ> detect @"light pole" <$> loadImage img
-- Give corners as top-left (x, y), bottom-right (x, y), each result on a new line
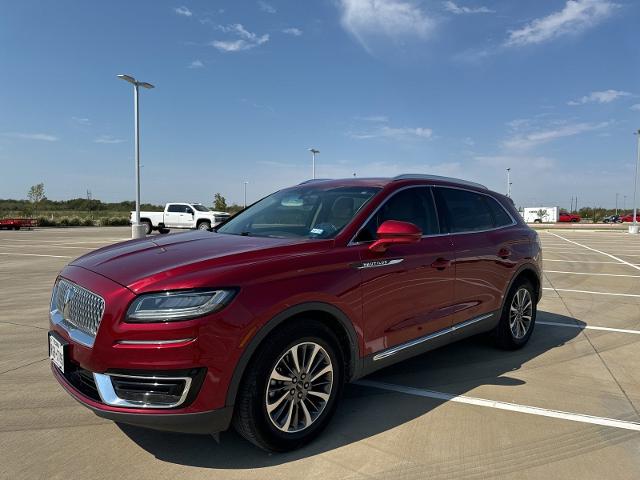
top-left (631, 130), bottom-right (640, 234)
top-left (309, 148), bottom-right (319, 179)
top-left (624, 195), bottom-right (627, 213)
top-left (616, 193), bottom-right (619, 215)
top-left (243, 181), bottom-right (248, 209)
top-left (117, 74), bottom-right (155, 239)
top-left (506, 168), bottom-right (511, 197)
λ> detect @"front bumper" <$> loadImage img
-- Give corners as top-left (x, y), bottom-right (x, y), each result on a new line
top-left (52, 365), bottom-right (233, 434)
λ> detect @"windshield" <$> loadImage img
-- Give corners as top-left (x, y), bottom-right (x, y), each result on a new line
top-left (216, 186), bottom-right (380, 239)
top-left (193, 204), bottom-right (209, 212)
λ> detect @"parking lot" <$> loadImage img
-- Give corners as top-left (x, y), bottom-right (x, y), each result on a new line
top-left (1, 226), bottom-right (640, 479)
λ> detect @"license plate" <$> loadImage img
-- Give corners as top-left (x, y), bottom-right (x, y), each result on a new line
top-left (49, 333), bottom-right (65, 373)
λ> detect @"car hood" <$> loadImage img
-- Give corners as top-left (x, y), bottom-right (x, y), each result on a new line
top-left (71, 231), bottom-right (327, 292)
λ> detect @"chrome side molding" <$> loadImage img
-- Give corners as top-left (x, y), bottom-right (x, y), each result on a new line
top-left (372, 312), bottom-right (494, 361)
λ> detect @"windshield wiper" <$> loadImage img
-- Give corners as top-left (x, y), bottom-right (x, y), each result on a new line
top-left (240, 231), bottom-right (251, 236)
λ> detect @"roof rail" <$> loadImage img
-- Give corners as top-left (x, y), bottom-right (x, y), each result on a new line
top-left (298, 178), bottom-right (333, 185)
top-left (393, 174), bottom-right (487, 190)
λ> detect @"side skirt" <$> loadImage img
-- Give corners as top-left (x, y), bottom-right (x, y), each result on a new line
top-left (358, 311), bottom-right (499, 378)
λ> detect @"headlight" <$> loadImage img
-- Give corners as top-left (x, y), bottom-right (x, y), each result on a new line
top-left (126, 289), bottom-right (236, 322)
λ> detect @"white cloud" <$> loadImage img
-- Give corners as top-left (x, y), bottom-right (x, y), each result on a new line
top-left (443, 1), bottom-right (493, 14)
top-left (357, 115), bottom-right (389, 122)
top-left (505, 0), bottom-right (617, 47)
top-left (188, 59), bottom-right (204, 68)
top-left (174, 6), bottom-right (192, 17)
top-left (502, 121), bottom-right (609, 150)
top-left (631, 104), bottom-right (640, 112)
top-left (211, 24), bottom-right (269, 52)
top-left (338, 0), bottom-right (436, 51)
top-left (350, 125), bottom-right (433, 141)
top-left (71, 117), bottom-right (91, 126)
top-left (2, 132), bottom-right (58, 141)
top-left (95, 135), bottom-right (125, 144)
top-left (567, 89), bottom-right (631, 105)
top-left (258, 1), bottom-right (276, 14)
top-left (282, 27), bottom-right (303, 36)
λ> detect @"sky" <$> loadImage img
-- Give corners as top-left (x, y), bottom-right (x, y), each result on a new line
top-left (1, 0), bottom-right (639, 209)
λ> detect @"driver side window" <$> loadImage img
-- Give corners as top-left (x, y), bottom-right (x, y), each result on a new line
top-left (355, 187), bottom-right (439, 242)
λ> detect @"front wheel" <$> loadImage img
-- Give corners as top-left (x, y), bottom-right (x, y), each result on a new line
top-left (233, 321), bottom-right (343, 452)
top-left (493, 279), bottom-right (536, 350)
top-left (197, 221), bottom-right (211, 231)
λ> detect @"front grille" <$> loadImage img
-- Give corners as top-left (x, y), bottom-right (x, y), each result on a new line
top-left (52, 279), bottom-right (105, 338)
top-left (65, 366), bottom-right (101, 402)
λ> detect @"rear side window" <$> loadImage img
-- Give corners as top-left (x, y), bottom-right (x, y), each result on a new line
top-left (167, 204), bottom-right (182, 213)
top-left (355, 187), bottom-right (439, 242)
top-left (436, 188), bottom-right (494, 233)
top-left (485, 196), bottom-right (513, 227)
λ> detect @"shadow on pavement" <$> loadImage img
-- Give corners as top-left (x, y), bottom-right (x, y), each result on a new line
top-left (119, 311), bottom-right (584, 468)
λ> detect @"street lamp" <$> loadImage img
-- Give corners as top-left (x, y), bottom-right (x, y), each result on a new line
top-left (631, 129), bottom-right (640, 234)
top-left (506, 168), bottom-right (511, 197)
top-left (616, 193), bottom-right (619, 215)
top-left (309, 148), bottom-right (319, 179)
top-left (117, 74), bottom-right (155, 239)
top-left (243, 181), bottom-right (248, 209)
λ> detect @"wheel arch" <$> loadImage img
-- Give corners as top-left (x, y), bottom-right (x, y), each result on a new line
top-left (502, 264), bottom-right (541, 311)
top-left (225, 302), bottom-right (361, 407)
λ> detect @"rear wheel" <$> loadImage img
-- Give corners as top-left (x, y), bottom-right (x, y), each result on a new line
top-left (233, 321), bottom-right (343, 452)
top-left (493, 279), bottom-right (536, 350)
top-left (141, 220), bottom-right (152, 235)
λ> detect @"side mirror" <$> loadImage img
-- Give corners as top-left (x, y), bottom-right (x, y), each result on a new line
top-left (369, 220), bottom-right (422, 253)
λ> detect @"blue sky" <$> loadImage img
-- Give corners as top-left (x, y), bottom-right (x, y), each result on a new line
top-left (1, 0), bottom-right (639, 209)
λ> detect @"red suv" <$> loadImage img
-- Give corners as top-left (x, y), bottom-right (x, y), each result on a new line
top-left (49, 175), bottom-right (542, 451)
top-left (558, 211), bottom-right (581, 222)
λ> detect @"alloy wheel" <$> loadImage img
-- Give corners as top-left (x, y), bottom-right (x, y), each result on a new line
top-left (265, 342), bottom-right (333, 433)
top-left (509, 288), bottom-right (533, 339)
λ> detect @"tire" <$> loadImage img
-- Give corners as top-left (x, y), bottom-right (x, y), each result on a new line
top-left (571, 218), bottom-right (578, 223)
top-left (14, 226), bottom-right (20, 231)
top-left (141, 221), bottom-right (152, 235)
top-left (493, 279), bottom-right (536, 350)
top-left (197, 221), bottom-right (211, 231)
top-left (233, 320), bottom-right (344, 452)
top-left (158, 226), bottom-right (170, 234)
top-left (533, 219), bottom-right (541, 223)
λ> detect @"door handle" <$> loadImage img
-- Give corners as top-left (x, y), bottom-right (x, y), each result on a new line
top-left (498, 248), bottom-right (511, 259)
top-left (431, 258), bottom-right (451, 270)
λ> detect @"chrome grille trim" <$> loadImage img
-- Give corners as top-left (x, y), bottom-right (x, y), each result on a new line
top-left (50, 278), bottom-right (105, 348)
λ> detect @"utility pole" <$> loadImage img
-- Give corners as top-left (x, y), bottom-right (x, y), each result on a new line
top-left (616, 193), bottom-right (619, 215)
top-left (117, 74), bottom-right (155, 239)
top-left (243, 181), bottom-right (248, 209)
top-left (631, 130), bottom-right (640, 234)
top-left (309, 148), bottom-right (319, 179)
top-left (506, 168), bottom-right (511, 197)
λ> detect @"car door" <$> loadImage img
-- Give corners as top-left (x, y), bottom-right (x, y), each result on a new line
top-left (355, 186), bottom-right (456, 356)
top-left (433, 187), bottom-right (518, 327)
top-left (181, 206), bottom-right (195, 228)
top-left (164, 204), bottom-right (182, 227)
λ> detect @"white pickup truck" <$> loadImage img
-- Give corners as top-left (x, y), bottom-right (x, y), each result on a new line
top-left (131, 203), bottom-right (231, 234)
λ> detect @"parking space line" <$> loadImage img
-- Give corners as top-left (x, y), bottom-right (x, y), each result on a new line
top-left (355, 380), bottom-right (640, 432)
top-left (0, 252), bottom-right (71, 258)
top-left (548, 232), bottom-right (640, 272)
top-left (542, 287), bottom-right (640, 298)
top-left (545, 270), bottom-right (640, 278)
top-left (544, 259), bottom-right (626, 264)
top-left (0, 243), bottom-right (94, 250)
top-left (538, 320), bottom-right (640, 335)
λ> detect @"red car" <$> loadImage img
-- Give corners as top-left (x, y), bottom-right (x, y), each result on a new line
top-left (49, 175), bottom-right (542, 451)
top-left (558, 211), bottom-right (581, 222)
top-left (621, 213), bottom-right (640, 223)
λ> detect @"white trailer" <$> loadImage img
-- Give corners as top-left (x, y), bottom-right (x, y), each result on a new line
top-left (523, 207), bottom-right (559, 224)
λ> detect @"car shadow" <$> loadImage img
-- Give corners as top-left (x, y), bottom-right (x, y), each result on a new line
top-left (118, 311), bottom-right (584, 468)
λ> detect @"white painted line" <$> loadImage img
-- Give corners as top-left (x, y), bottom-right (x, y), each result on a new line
top-left (0, 244), bottom-right (94, 250)
top-left (0, 252), bottom-right (71, 259)
top-left (545, 270), bottom-right (640, 278)
top-left (542, 287), bottom-right (640, 298)
top-left (548, 232), bottom-right (640, 273)
top-left (538, 320), bottom-right (640, 335)
top-left (544, 259), bottom-right (626, 264)
top-left (355, 380), bottom-right (640, 432)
